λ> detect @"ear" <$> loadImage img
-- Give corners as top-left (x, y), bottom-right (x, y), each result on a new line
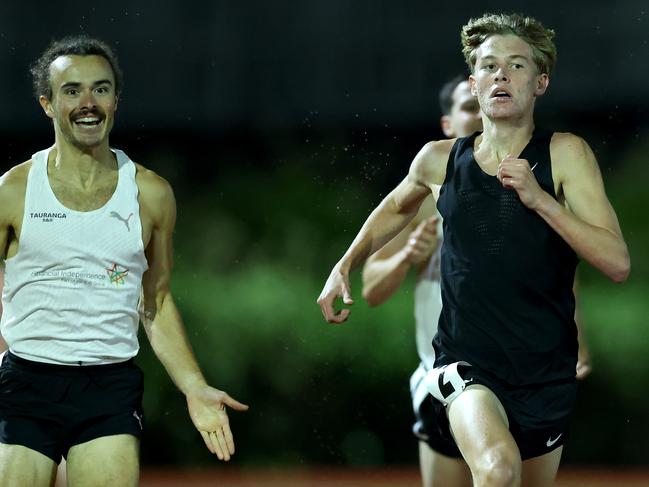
top-left (468, 74), bottom-right (478, 97)
top-left (114, 95), bottom-right (119, 112)
top-left (38, 95), bottom-right (55, 119)
top-left (440, 115), bottom-right (454, 138)
top-left (534, 73), bottom-right (549, 97)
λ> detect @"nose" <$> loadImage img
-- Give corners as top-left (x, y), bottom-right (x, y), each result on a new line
top-left (494, 67), bottom-right (509, 82)
top-left (79, 89), bottom-right (97, 110)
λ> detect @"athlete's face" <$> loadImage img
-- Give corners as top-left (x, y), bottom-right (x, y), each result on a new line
top-left (441, 80), bottom-right (482, 138)
top-left (39, 55), bottom-right (118, 150)
top-left (469, 34), bottom-right (548, 121)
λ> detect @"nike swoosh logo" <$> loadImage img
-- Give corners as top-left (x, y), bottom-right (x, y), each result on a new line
top-left (546, 433), bottom-right (562, 447)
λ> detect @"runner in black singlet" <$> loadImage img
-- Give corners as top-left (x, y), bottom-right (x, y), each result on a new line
top-left (318, 13), bottom-right (629, 487)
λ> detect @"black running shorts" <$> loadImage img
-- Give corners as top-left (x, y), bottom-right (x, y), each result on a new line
top-left (0, 351), bottom-right (144, 463)
top-left (428, 355), bottom-right (577, 460)
top-left (410, 364), bottom-right (463, 458)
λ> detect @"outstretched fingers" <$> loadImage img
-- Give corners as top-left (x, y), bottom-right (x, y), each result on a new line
top-left (213, 429), bottom-right (231, 461)
top-left (222, 422), bottom-right (236, 455)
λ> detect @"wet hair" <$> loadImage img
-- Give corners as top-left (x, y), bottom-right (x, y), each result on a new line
top-left (30, 35), bottom-right (123, 99)
top-left (439, 75), bottom-right (467, 115)
top-left (461, 13), bottom-right (556, 75)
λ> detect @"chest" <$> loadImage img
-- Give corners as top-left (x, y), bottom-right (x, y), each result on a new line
top-left (48, 175), bottom-right (118, 212)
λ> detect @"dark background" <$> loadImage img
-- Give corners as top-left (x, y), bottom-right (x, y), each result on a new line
top-left (1, 0), bottom-right (647, 470)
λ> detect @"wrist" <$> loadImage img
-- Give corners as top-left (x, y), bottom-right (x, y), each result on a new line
top-left (397, 245), bottom-right (415, 266)
top-left (532, 191), bottom-right (558, 215)
top-left (181, 374), bottom-right (208, 396)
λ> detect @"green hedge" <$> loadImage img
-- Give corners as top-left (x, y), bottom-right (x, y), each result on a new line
top-left (137, 142), bottom-right (649, 466)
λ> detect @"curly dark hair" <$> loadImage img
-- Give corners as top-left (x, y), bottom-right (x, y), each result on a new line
top-left (461, 13), bottom-right (556, 75)
top-left (30, 36), bottom-right (123, 99)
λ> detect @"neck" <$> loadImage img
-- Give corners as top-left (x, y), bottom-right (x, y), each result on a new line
top-left (49, 135), bottom-right (116, 189)
top-left (478, 116), bottom-right (535, 161)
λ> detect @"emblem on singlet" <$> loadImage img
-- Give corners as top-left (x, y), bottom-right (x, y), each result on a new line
top-left (109, 211), bottom-right (133, 231)
top-left (105, 263), bottom-right (130, 286)
top-left (30, 211), bottom-right (68, 222)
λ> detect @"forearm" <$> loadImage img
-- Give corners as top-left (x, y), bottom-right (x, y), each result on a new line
top-left (535, 193), bottom-right (630, 282)
top-left (362, 248), bottom-right (411, 306)
top-left (144, 294), bottom-right (206, 394)
top-left (337, 200), bottom-right (418, 275)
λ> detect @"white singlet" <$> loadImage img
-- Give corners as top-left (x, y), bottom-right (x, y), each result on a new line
top-left (410, 215), bottom-right (444, 412)
top-left (1, 147), bottom-right (148, 365)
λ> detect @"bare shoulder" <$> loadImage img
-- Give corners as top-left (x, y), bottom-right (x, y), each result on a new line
top-left (550, 132), bottom-right (600, 186)
top-left (550, 132), bottom-right (595, 164)
top-left (135, 163), bottom-right (173, 197)
top-left (0, 161), bottom-right (32, 212)
top-left (134, 163), bottom-right (176, 224)
top-left (0, 160), bottom-right (32, 190)
top-left (410, 139), bottom-right (456, 187)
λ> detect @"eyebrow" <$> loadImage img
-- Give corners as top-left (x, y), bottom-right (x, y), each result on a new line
top-left (480, 54), bottom-right (530, 62)
top-left (60, 79), bottom-right (113, 90)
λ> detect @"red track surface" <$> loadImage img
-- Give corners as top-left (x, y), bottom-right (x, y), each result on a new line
top-left (140, 467), bottom-right (649, 486)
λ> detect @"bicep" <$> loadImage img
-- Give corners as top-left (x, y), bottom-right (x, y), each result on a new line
top-left (558, 138), bottom-right (623, 236)
top-left (387, 174), bottom-right (431, 216)
top-left (141, 181), bottom-right (177, 312)
top-left (388, 140), bottom-right (449, 213)
top-left (0, 172), bottom-right (21, 258)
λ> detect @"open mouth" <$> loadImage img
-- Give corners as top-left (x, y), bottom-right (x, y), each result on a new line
top-left (74, 116), bottom-right (102, 127)
top-left (71, 110), bottom-right (105, 128)
top-left (490, 88), bottom-right (512, 99)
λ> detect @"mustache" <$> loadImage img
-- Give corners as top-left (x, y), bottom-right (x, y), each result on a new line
top-left (70, 108), bottom-right (106, 121)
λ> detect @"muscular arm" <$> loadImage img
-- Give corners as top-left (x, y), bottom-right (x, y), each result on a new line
top-left (361, 222), bottom-right (415, 307)
top-left (0, 163), bottom-right (29, 352)
top-left (138, 174), bottom-right (204, 393)
top-left (542, 134), bottom-right (629, 282)
top-left (498, 133), bottom-right (629, 282)
top-left (361, 196), bottom-right (439, 307)
top-left (318, 140), bottom-right (451, 323)
top-left (137, 169), bottom-right (247, 460)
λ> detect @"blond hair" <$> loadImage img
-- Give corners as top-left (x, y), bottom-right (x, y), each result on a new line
top-left (461, 13), bottom-right (556, 75)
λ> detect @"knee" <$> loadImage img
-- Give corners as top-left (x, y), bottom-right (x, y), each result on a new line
top-left (472, 444), bottom-right (521, 487)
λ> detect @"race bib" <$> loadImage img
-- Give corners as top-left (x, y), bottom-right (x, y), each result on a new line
top-left (423, 361), bottom-right (473, 406)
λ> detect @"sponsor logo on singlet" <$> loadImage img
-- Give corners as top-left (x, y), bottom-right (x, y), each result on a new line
top-left (106, 263), bottom-right (130, 286)
top-left (30, 211), bottom-right (68, 222)
top-left (32, 269), bottom-right (106, 287)
top-left (109, 211), bottom-right (133, 231)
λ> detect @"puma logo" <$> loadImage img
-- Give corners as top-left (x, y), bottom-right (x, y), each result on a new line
top-left (110, 211), bottom-right (133, 231)
top-left (133, 410), bottom-right (143, 430)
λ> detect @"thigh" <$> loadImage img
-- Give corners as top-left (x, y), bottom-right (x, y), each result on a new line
top-left (0, 443), bottom-right (58, 487)
top-left (447, 384), bottom-right (521, 473)
top-left (66, 434), bottom-right (139, 487)
top-left (521, 447), bottom-right (563, 487)
top-left (419, 441), bottom-right (472, 487)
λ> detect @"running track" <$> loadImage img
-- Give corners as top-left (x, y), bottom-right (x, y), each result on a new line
top-left (140, 468), bottom-right (649, 486)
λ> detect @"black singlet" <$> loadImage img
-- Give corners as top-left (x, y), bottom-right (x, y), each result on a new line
top-left (434, 129), bottom-right (579, 386)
